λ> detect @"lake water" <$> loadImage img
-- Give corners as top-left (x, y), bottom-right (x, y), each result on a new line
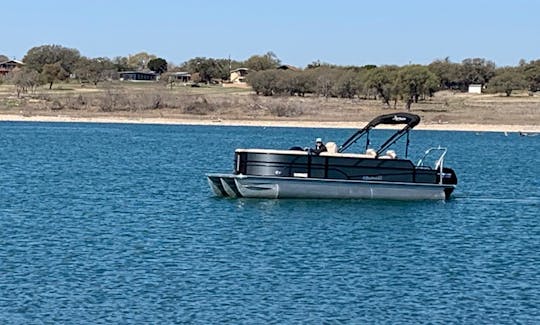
top-left (0, 122), bottom-right (539, 324)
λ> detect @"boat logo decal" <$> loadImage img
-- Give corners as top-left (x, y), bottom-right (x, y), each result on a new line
top-left (362, 175), bottom-right (383, 180)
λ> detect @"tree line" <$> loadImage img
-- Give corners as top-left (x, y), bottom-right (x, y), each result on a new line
top-left (0, 45), bottom-right (282, 93)
top-left (248, 58), bottom-right (540, 110)
top-left (2, 44), bottom-right (540, 109)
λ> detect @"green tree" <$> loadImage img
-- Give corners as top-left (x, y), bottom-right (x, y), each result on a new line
top-left (244, 51), bottom-right (281, 71)
top-left (460, 58), bottom-right (496, 86)
top-left (41, 62), bottom-right (68, 89)
top-left (147, 58), bottom-right (168, 74)
top-left (74, 57), bottom-right (115, 85)
top-left (362, 64), bottom-right (378, 70)
top-left (127, 52), bottom-right (156, 70)
top-left (428, 58), bottom-right (464, 90)
top-left (273, 70), bottom-right (293, 95)
top-left (184, 57), bottom-right (229, 83)
top-left (197, 57), bottom-right (244, 78)
top-left (250, 69), bottom-right (317, 97)
top-left (112, 56), bottom-right (135, 71)
top-left (306, 60), bottom-right (322, 69)
top-left (288, 71), bottom-right (315, 96)
top-left (306, 61), bottom-right (339, 70)
top-left (23, 44), bottom-right (80, 74)
top-left (312, 67), bottom-right (340, 98)
top-left (247, 70), bottom-right (281, 95)
top-left (522, 60), bottom-right (540, 92)
top-left (488, 68), bottom-right (527, 96)
top-left (332, 70), bottom-right (363, 99)
top-left (365, 66), bottom-right (399, 107)
top-left (396, 65), bottom-right (439, 110)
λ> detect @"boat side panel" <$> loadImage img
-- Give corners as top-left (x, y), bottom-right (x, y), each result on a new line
top-left (413, 169), bottom-right (438, 183)
top-left (235, 176), bottom-right (448, 200)
top-left (241, 153), bottom-right (310, 178)
top-left (237, 152), bottom-right (437, 183)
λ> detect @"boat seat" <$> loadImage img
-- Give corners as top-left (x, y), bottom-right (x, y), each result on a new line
top-left (319, 152), bottom-right (376, 159)
top-left (379, 150), bottom-right (397, 159)
top-left (325, 142), bottom-right (338, 153)
top-left (365, 149), bottom-right (377, 157)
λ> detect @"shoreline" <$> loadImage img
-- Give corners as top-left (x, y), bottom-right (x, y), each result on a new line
top-left (0, 113), bottom-right (539, 132)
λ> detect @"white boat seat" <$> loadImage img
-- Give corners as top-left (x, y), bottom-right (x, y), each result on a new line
top-left (365, 149), bottom-right (377, 157)
top-left (379, 150), bottom-right (397, 159)
top-left (325, 142), bottom-right (338, 153)
top-left (319, 152), bottom-right (376, 159)
top-left (320, 147), bottom-right (378, 159)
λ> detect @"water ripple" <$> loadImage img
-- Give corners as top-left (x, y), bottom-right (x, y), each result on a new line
top-left (0, 123), bottom-right (539, 323)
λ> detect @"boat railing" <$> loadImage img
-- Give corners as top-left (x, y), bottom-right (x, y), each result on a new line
top-left (416, 147), bottom-right (448, 184)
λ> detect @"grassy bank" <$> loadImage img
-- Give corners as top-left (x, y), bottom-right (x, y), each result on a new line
top-left (0, 81), bottom-right (539, 127)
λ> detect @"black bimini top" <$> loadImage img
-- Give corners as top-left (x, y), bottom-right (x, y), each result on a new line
top-left (339, 112), bottom-right (421, 156)
top-left (365, 112), bottom-right (420, 129)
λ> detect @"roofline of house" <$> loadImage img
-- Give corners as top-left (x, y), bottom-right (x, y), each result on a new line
top-left (119, 71), bottom-right (157, 75)
top-left (0, 59), bottom-right (25, 65)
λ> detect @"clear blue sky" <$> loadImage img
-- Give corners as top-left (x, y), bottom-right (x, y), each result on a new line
top-left (2, 0), bottom-right (539, 67)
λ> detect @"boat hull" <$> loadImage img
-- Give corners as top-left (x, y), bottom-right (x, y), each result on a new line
top-left (207, 173), bottom-right (454, 200)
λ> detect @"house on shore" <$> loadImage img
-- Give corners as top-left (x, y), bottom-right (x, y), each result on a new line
top-left (0, 59), bottom-right (24, 76)
top-left (169, 72), bottom-right (191, 83)
top-left (230, 68), bottom-right (249, 84)
top-left (223, 68), bottom-right (250, 88)
top-left (119, 71), bottom-right (157, 81)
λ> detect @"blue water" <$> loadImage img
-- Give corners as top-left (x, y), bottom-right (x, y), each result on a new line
top-left (0, 122), bottom-right (539, 324)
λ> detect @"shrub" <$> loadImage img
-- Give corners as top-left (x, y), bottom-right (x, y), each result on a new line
top-left (267, 100), bottom-right (303, 117)
top-left (183, 96), bottom-right (215, 115)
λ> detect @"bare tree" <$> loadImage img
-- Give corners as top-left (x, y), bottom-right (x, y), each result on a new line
top-left (8, 68), bottom-right (41, 97)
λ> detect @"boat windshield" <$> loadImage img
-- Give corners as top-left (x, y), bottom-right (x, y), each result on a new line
top-left (417, 147), bottom-right (447, 170)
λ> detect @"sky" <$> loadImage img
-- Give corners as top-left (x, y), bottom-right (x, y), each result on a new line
top-left (2, 0), bottom-right (539, 68)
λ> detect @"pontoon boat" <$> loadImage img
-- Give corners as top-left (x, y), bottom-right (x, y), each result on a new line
top-left (207, 113), bottom-right (458, 200)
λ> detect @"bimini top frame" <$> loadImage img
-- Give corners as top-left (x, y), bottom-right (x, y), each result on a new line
top-left (338, 112), bottom-right (421, 157)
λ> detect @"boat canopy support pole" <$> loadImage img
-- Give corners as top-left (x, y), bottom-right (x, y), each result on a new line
top-left (405, 131), bottom-right (410, 158)
top-left (376, 127), bottom-right (413, 157)
top-left (365, 131), bottom-right (370, 152)
top-left (339, 128), bottom-right (370, 153)
top-left (339, 113), bottom-right (420, 154)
